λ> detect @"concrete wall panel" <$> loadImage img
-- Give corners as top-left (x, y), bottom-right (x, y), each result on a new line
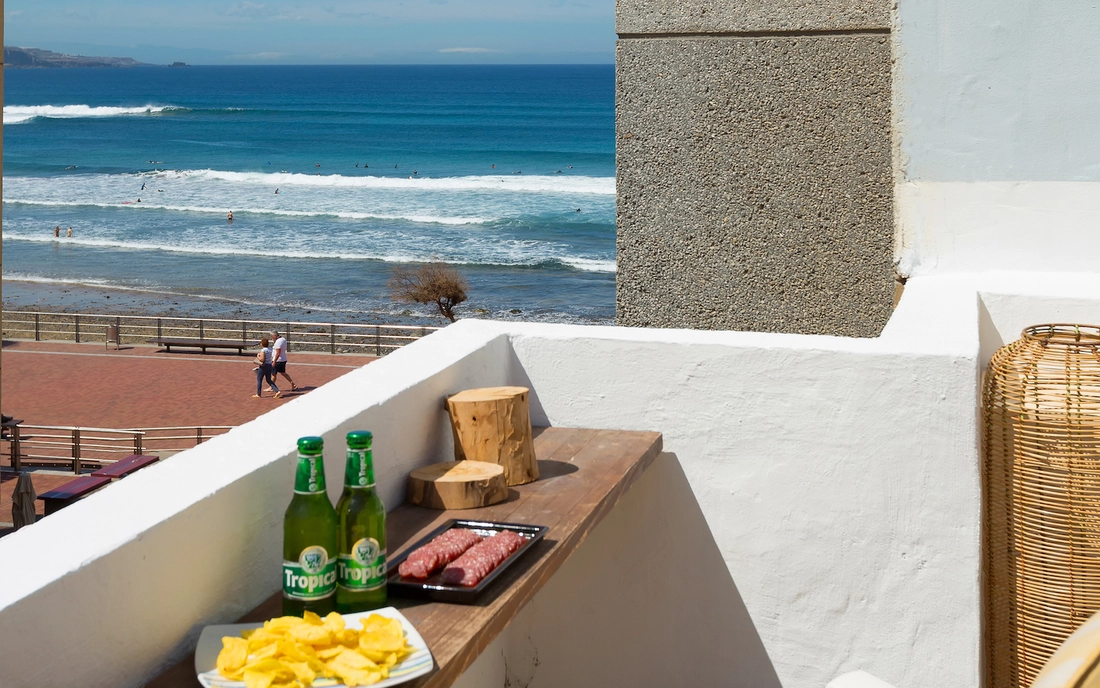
top-left (616, 36), bottom-right (894, 336)
top-left (618, 0), bottom-right (890, 35)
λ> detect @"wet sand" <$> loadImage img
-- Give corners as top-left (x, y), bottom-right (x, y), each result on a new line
top-left (2, 279), bottom-right (439, 326)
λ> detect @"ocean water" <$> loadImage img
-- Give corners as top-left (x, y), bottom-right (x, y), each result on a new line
top-left (2, 65), bottom-right (615, 324)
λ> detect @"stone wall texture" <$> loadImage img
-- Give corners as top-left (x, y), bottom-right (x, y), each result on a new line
top-left (615, 2), bottom-right (895, 337)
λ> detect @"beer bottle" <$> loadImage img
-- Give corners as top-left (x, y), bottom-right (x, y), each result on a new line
top-left (336, 431), bottom-right (388, 612)
top-left (283, 436), bottom-right (339, 616)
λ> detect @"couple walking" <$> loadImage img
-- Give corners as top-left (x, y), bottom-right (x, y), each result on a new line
top-left (253, 330), bottom-right (298, 398)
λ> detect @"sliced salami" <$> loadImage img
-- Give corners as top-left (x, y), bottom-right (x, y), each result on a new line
top-left (441, 529), bottom-right (527, 587)
top-left (398, 528), bottom-right (483, 579)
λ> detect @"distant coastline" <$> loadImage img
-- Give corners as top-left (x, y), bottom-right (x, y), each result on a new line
top-left (3, 46), bottom-right (183, 68)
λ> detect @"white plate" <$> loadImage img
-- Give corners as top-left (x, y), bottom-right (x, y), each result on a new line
top-left (195, 607), bottom-right (434, 688)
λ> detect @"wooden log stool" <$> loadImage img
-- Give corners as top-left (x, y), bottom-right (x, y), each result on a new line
top-left (407, 461), bottom-right (507, 510)
top-left (445, 386), bottom-right (539, 486)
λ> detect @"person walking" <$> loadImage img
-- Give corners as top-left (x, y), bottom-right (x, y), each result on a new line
top-left (252, 337), bottom-right (281, 398)
top-left (269, 330), bottom-right (298, 392)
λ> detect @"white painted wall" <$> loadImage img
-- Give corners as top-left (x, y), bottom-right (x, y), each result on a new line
top-left (0, 326), bottom-right (512, 688)
top-left (500, 305), bottom-right (982, 688)
top-left (2, 272), bottom-right (1091, 688)
top-left (894, 1), bottom-right (1100, 275)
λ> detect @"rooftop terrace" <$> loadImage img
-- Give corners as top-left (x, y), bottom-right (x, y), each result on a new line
top-left (3, 271), bottom-right (1098, 687)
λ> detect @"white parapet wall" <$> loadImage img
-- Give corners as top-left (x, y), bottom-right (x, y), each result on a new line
top-left (1, 271), bottom-right (1093, 688)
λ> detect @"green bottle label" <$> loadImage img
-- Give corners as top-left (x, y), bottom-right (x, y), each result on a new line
top-left (337, 537), bottom-right (387, 591)
top-left (283, 545), bottom-right (337, 600)
top-left (294, 454), bottom-right (326, 494)
top-left (345, 449), bottom-right (375, 487)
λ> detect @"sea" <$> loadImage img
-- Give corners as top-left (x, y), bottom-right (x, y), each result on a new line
top-left (1, 65), bottom-right (616, 325)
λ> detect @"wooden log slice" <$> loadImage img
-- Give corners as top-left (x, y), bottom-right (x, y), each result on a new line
top-left (446, 386), bottom-right (539, 486)
top-left (407, 461), bottom-right (508, 510)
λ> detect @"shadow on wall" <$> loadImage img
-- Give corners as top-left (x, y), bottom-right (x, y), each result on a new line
top-left (454, 452), bottom-right (782, 687)
top-left (506, 345), bottom-right (549, 427)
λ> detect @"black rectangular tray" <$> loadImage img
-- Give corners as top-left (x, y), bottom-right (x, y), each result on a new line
top-left (387, 519), bottom-right (549, 604)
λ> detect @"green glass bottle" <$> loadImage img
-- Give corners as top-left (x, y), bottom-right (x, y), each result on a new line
top-left (282, 436), bottom-right (339, 617)
top-left (336, 431), bottom-right (388, 612)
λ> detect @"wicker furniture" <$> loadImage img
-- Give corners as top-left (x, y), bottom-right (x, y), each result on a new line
top-left (984, 324), bottom-right (1100, 688)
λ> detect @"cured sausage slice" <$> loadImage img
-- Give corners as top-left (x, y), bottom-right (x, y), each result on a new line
top-left (441, 529), bottom-right (527, 586)
top-left (398, 528), bottom-right (482, 579)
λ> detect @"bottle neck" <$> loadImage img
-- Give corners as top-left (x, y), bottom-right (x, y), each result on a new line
top-left (345, 448), bottom-right (376, 488)
top-left (294, 453), bottom-right (327, 494)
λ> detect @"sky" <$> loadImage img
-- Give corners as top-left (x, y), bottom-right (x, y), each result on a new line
top-left (3, 0), bottom-right (615, 65)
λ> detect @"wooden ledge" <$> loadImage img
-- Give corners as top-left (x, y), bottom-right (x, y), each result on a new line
top-left (148, 426), bottom-right (663, 688)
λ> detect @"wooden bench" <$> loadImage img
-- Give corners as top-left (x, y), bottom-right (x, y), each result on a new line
top-left (37, 475), bottom-right (112, 515)
top-left (92, 454), bottom-right (160, 480)
top-left (147, 337), bottom-right (251, 354)
top-left (147, 427), bottom-right (663, 688)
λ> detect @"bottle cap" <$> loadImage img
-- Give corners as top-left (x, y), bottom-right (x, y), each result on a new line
top-left (346, 430), bottom-right (373, 449)
top-left (297, 436), bottom-right (324, 454)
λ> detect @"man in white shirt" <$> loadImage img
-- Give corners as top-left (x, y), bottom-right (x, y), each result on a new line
top-left (268, 330), bottom-right (298, 392)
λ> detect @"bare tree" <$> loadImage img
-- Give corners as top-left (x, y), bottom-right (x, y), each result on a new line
top-left (389, 262), bottom-right (469, 322)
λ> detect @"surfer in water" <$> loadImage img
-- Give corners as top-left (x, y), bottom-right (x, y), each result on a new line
top-left (275, 188), bottom-right (279, 194)
top-left (141, 182), bottom-right (146, 191)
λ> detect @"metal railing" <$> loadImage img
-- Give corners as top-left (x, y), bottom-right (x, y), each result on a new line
top-left (2, 311), bottom-right (440, 356)
top-left (5, 424), bottom-right (234, 473)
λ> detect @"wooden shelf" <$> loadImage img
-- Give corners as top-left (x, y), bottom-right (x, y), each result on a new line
top-left (147, 426), bottom-right (663, 688)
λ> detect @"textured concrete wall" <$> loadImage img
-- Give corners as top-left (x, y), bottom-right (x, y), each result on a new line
top-left (615, 2), bottom-right (894, 337)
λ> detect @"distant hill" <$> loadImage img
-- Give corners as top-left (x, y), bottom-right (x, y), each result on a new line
top-left (4, 46), bottom-right (151, 68)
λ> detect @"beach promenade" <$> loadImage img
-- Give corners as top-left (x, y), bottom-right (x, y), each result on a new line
top-left (0, 339), bottom-right (377, 534)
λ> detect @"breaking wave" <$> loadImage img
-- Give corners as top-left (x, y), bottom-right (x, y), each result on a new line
top-left (4, 199), bottom-right (489, 226)
top-left (168, 169), bottom-right (616, 195)
top-left (4, 104), bottom-right (185, 125)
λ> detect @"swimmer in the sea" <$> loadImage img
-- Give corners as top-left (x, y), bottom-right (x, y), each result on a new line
top-left (491, 164), bottom-right (496, 169)
top-left (141, 182), bottom-right (146, 191)
top-left (413, 170), bottom-right (418, 175)
top-left (228, 211), bottom-right (234, 222)
top-left (275, 188), bottom-right (279, 194)
top-left (67, 227), bottom-right (73, 237)
top-left (54, 226), bottom-right (60, 238)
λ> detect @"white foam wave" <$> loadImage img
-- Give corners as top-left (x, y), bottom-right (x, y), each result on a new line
top-left (4, 199), bottom-right (489, 226)
top-left (4, 104), bottom-right (183, 125)
top-left (3, 231), bottom-right (614, 272)
top-left (559, 257), bottom-right (616, 273)
top-left (171, 169), bottom-right (616, 195)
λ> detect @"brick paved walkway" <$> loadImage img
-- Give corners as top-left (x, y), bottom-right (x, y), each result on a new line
top-left (0, 340), bottom-right (377, 534)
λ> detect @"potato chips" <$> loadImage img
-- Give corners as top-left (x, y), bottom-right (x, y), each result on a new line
top-left (215, 611), bottom-right (414, 688)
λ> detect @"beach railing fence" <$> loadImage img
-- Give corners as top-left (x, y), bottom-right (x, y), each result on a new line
top-left (1, 311), bottom-right (439, 356)
top-left (5, 424), bottom-right (235, 473)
